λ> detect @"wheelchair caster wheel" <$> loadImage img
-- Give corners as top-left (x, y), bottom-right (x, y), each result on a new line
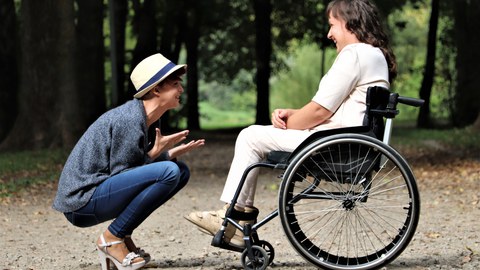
top-left (241, 245), bottom-right (269, 270)
top-left (257, 240), bottom-right (275, 265)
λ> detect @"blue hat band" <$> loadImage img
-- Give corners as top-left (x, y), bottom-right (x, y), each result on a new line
top-left (137, 62), bottom-right (176, 92)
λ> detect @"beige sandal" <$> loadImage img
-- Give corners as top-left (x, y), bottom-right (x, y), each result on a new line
top-left (96, 234), bottom-right (145, 270)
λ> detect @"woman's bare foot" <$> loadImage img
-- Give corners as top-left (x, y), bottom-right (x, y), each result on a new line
top-left (125, 235), bottom-right (151, 263)
top-left (124, 236), bottom-right (138, 252)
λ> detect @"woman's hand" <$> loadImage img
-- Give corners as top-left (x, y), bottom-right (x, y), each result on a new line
top-left (168, 138), bottom-right (205, 160)
top-left (148, 129), bottom-right (189, 160)
top-left (271, 109), bottom-right (293, 129)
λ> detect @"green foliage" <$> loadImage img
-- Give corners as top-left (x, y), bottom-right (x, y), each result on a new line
top-left (199, 102), bottom-right (254, 129)
top-left (270, 43), bottom-right (336, 110)
top-left (433, 14), bottom-right (456, 121)
top-left (388, 1), bottom-right (428, 89)
top-left (200, 69), bottom-right (256, 111)
top-left (388, 0), bottom-right (458, 123)
top-left (392, 126), bottom-right (480, 153)
top-left (386, 1), bottom-right (421, 120)
top-left (0, 149), bottom-right (68, 197)
top-left (198, 69), bottom-right (256, 129)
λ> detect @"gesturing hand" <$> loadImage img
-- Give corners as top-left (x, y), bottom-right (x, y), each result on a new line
top-left (147, 128), bottom-right (206, 160)
top-left (168, 138), bottom-right (205, 160)
top-left (148, 128), bottom-right (189, 160)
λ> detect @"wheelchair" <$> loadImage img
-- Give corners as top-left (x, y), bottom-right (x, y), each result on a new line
top-left (210, 86), bottom-right (424, 270)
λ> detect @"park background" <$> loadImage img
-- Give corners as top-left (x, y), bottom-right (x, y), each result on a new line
top-left (0, 0), bottom-right (479, 211)
top-left (0, 0), bottom-right (479, 150)
top-left (0, 1), bottom-right (479, 269)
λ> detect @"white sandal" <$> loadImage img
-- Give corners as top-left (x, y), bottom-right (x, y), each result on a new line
top-left (96, 234), bottom-right (146, 270)
top-left (125, 235), bottom-right (151, 264)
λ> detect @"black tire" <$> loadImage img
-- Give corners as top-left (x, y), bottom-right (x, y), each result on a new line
top-left (256, 240), bottom-right (275, 265)
top-left (241, 245), bottom-right (269, 270)
top-left (278, 133), bottom-right (420, 270)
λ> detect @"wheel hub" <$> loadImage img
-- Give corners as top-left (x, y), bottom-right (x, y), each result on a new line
top-left (342, 199), bottom-right (355, 210)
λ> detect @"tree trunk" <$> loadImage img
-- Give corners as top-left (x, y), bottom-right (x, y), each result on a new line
top-left (0, 0), bottom-right (76, 151)
top-left (159, 1), bottom-right (184, 62)
top-left (109, 0), bottom-right (128, 106)
top-left (186, 5), bottom-right (201, 130)
top-left (74, 0), bottom-right (105, 143)
top-left (453, 0), bottom-right (480, 127)
top-left (128, 0), bottom-right (158, 99)
top-left (417, 0), bottom-right (439, 128)
top-left (253, 0), bottom-right (272, 125)
top-left (159, 1), bottom-right (187, 132)
top-left (0, 0), bottom-right (18, 144)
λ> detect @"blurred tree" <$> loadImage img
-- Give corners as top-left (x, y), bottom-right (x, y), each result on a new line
top-left (198, 0), bottom-right (326, 125)
top-left (127, 0), bottom-right (190, 131)
top-left (75, 0), bottom-right (106, 134)
top-left (185, 2), bottom-right (203, 130)
top-left (452, 0), bottom-right (480, 127)
top-left (0, 0), bottom-right (76, 150)
top-left (128, 0), bottom-right (158, 98)
top-left (109, 0), bottom-right (128, 106)
top-left (254, 0), bottom-right (272, 125)
top-left (0, 0), bottom-right (105, 150)
top-left (0, 0), bottom-right (18, 143)
top-left (417, 0), bottom-right (439, 128)
top-left (197, 0), bottom-right (412, 125)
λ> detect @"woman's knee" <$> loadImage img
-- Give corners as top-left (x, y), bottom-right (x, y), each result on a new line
top-left (159, 161), bottom-right (182, 182)
top-left (175, 161), bottom-right (190, 187)
top-left (237, 125), bottom-right (271, 151)
top-left (157, 161), bottom-right (189, 187)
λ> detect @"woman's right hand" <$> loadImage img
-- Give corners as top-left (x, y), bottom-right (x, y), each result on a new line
top-left (271, 109), bottom-right (291, 129)
top-left (147, 128), bottom-right (189, 160)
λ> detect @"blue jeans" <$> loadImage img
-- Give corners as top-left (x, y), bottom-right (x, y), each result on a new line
top-left (64, 161), bottom-right (189, 238)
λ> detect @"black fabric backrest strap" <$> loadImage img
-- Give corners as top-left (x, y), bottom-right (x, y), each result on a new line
top-left (363, 86), bottom-right (391, 140)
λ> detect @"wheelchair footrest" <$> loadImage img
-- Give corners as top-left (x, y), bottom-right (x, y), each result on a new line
top-left (211, 230), bottom-right (244, 253)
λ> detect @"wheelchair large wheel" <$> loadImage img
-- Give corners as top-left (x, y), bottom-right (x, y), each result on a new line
top-left (278, 133), bottom-right (420, 270)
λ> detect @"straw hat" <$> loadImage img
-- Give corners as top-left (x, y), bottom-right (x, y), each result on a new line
top-left (130, 53), bottom-right (187, 99)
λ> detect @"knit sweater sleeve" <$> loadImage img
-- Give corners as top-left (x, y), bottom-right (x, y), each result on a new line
top-left (52, 100), bottom-right (149, 213)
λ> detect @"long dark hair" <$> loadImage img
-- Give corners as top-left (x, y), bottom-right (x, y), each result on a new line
top-left (327, 0), bottom-right (397, 83)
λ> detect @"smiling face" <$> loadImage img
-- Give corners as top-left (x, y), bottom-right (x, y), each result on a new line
top-left (155, 76), bottom-right (184, 109)
top-left (327, 12), bottom-right (360, 53)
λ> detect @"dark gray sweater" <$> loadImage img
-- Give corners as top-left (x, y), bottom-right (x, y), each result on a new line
top-left (52, 99), bottom-right (162, 213)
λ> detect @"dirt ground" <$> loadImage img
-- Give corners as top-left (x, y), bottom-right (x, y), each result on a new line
top-left (1, 132), bottom-right (479, 270)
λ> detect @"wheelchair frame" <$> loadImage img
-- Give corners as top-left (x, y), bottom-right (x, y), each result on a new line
top-left (210, 86), bottom-right (425, 270)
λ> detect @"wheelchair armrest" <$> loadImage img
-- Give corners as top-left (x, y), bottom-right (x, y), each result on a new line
top-left (267, 151), bottom-right (291, 164)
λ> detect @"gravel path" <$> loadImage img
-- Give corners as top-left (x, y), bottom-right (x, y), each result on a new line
top-left (2, 132), bottom-right (479, 270)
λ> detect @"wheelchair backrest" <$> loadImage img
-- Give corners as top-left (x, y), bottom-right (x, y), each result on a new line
top-left (363, 85), bottom-right (392, 140)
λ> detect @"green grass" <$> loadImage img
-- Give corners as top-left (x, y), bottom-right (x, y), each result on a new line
top-left (0, 149), bottom-right (68, 197)
top-left (199, 102), bottom-right (255, 129)
top-left (1, 123), bottom-right (478, 198)
top-left (392, 126), bottom-right (480, 151)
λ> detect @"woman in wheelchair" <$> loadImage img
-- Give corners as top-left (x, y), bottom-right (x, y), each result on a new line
top-left (186, 0), bottom-right (396, 249)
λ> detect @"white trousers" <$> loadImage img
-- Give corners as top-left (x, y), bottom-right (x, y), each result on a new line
top-left (220, 125), bottom-right (316, 207)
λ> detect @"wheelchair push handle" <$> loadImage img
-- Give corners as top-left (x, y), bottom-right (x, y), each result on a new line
top-left (387, 93), bottom-right (424, 110)
top-left (397, 95), bottom-right (425, 107)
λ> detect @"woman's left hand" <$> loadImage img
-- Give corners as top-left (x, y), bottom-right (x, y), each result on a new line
top-left (148, 129), bottom-right (189, 160)
top-left (168, 139), bottom-right (205, 160)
